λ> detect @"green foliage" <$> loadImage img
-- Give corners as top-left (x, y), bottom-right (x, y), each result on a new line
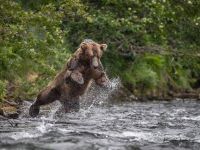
top-left (0, 80), bottom-right (7, 101)
top-left (0, 0), bottom-right (70, 100)
top-left (0, 0), bottom-right (199, 100)
top-left (124, 54), bottom-right (165, 90)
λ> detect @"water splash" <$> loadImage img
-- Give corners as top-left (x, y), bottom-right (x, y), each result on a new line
top-left (47, 101), bottom-right (62, 120)
top-left (80, 77), bottom-right (121, 115)
top-left (36, 117), bottom-right (54, 134)
top-left (10, 117), bottom-right (55, 140)
top-left (33, 102), bottom-right (62, 136)
top-left (13, 77), bottom-right (121, 138)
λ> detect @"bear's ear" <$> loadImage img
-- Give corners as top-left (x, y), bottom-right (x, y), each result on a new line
top-left (100, 44), bottom-right (107, 51)
top-left (80, 42), bottom-right (88, 50)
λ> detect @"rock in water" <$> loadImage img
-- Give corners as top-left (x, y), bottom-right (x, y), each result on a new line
top-left (0, 106), bottom-right (19, 119)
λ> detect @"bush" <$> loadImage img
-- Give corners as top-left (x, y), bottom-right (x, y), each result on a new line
top-left (0, 0), bottom-right (199, 101)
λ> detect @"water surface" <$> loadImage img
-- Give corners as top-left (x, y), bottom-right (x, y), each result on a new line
top-left (0, 80), bottom-right (200, 150)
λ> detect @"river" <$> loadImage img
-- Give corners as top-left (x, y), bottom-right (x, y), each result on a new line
top-left (0, 79), bottom-right (200, 150)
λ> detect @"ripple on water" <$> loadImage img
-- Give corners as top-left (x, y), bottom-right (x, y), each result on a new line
top-left (0, 80), bottom-right (200, 149)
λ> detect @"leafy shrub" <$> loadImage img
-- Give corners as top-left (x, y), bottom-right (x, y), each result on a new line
top-left (0, 0), bottom-right (199, 101)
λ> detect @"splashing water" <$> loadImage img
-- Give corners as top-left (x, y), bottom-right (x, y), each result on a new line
top-left (11, 78), bottom-right (121, 140)
top-left (2, 79), bottom-right (200, 149)
top-left (81, 78), bottom-right (121, 113)
top-left (47, 101), bottom-right (62, 120)
top-left (36, 117), bottom-right (55, 133)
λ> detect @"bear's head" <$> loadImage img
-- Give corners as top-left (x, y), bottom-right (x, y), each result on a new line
top-left (80, 39), bottom-right (107, 68)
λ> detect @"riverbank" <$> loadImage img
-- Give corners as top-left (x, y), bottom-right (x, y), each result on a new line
top-left (0, 85), bottom-right (199, 119)
top-left (0, 100), bottom-right (20, 119)
top-left (109, 85), bottom-right (200, 102)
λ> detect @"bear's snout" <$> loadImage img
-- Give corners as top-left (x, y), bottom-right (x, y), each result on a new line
top-left (91, 56), bottom-right (99, 69)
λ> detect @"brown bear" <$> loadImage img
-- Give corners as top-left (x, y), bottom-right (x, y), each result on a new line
top-left (29, 39), bottom-right (109, 117)
top-left (65, 39), bottom-right (107, 85)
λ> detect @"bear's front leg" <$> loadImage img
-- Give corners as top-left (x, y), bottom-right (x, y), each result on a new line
top-left (65, 70), bottom-right (84, 85)
top-left (91, 68), bottom-right (109, 87)
top-left (66, 57), bottom-right (85, 85)
top-left (95, 72), bottom-right (109, 87)
top-left (70, 70), bottom-right (84, 85)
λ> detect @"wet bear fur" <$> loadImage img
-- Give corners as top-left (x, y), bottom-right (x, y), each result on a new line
top-left (29, 39), bottom-right (109, 117)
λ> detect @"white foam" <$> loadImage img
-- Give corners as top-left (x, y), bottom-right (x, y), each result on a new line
top-left (10, 131), bottom-right (40, 140)
top-left (57, 128), bottom-right (74, 133)
top-left (36, 120), bottom-right (54, 134)
top-left (182, 115), bottom-right (200, 121)
top-left (122, 131), bottom-right (153, 141)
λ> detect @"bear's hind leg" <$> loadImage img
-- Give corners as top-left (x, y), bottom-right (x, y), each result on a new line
top-left (29, 103), bottom-right (40, 117)
top-left (29, 87), bottom-right (60, 117)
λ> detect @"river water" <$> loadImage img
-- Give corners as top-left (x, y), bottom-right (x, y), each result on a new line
top-left (0, 79), bottom-right (200, 150)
